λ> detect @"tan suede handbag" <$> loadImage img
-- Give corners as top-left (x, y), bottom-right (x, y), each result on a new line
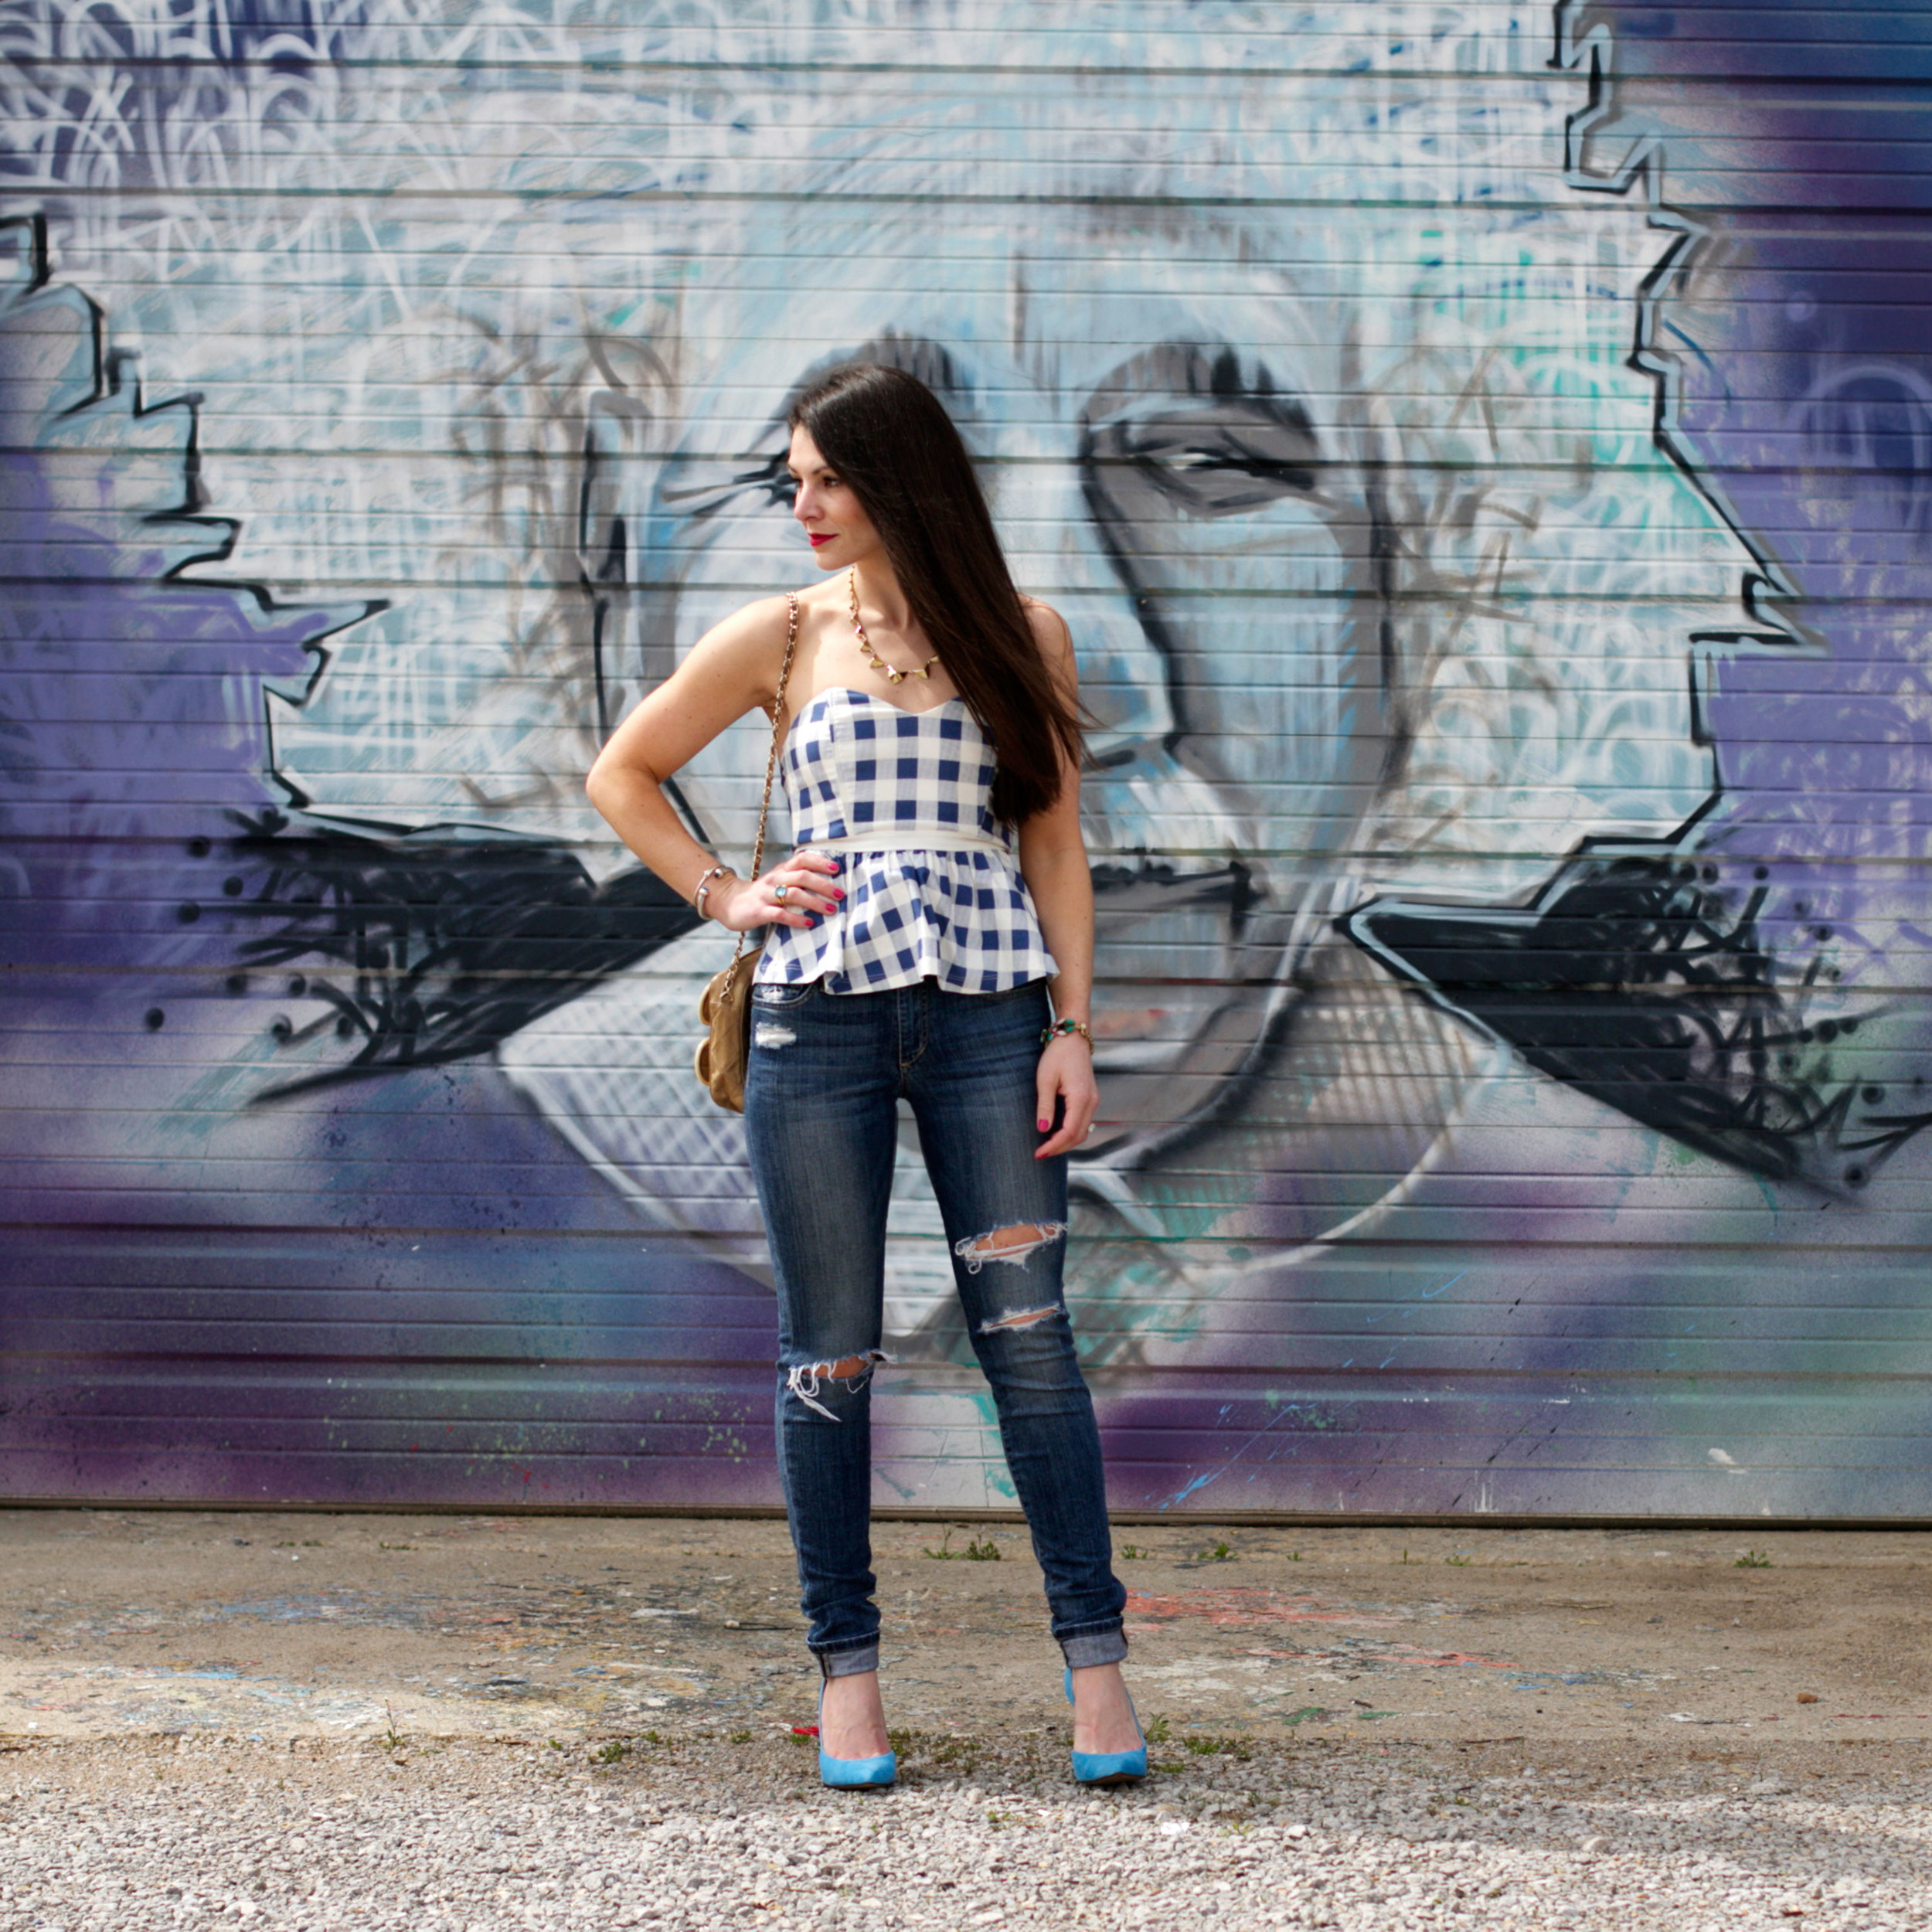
top-left (694, 592), bottom-right (798, 1113)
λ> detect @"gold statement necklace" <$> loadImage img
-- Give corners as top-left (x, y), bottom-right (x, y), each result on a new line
top-left (849, 568), bottom-right (940, 685)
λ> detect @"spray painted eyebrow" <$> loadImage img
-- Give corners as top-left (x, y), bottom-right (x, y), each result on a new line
top-left (1084, 342), bottom-right (1311, 428)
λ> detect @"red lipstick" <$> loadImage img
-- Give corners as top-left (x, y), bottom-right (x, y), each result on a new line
top-left (808, 533), bottom-right (834, 547)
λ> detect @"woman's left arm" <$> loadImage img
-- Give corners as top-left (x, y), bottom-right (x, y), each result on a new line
top-left (1016, 602), bottom-right (1099, 1160)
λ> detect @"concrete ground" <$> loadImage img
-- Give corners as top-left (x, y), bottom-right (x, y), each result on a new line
top-left (4, 1510), bottom-right (1931, 1928)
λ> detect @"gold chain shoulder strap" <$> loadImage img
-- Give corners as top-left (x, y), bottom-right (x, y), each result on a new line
top-left (721, 590), bottom-right (799, 992)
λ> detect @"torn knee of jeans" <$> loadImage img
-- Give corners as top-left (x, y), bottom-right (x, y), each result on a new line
top-left (953, 1220), bottom-right (1067, 1275)
top-left (784, 1350), bottom-right (891, 1421)
top-left (977, 1303), bottom-right (1063, 1335)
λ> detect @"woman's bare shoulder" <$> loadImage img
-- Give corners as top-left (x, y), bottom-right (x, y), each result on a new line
top-left (1019, 595), bottom-right (1074, 668)
top-left (704, 590), bottom-right (803, 648)
top-left (686, 591), bottom-right (807, 696)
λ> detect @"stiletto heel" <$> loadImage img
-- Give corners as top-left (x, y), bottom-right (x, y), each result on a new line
top-left (1064, 1666), bottom-right (1148, 1786)
top-left (816, 1680), bottom-right (896, 1791)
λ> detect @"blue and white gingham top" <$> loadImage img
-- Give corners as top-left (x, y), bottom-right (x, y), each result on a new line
top-left (754, 687), bottom-right (1058, 995)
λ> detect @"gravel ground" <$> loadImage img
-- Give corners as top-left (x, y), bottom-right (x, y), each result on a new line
top-left (3, 1730), bottom-right (1929, 1931)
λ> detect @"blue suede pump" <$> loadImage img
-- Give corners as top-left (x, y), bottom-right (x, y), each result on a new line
top-left (817, 1682), bottom-right (896, 1791)
top-left (1064, 1667), bottom-right (1149, 1786)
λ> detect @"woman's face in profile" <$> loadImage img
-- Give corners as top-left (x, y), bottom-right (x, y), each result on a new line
top-left (786, 425), bottom-right (883, 576)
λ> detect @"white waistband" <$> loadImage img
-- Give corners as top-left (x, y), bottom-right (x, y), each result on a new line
top-left (795, 825), bottom-right (1012, 858)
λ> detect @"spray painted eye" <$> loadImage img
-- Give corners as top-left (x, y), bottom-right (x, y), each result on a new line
top-left (1081, 344), bottom-right (1325, 525)
top-left (1087, 406), bottom-right (1322, 519)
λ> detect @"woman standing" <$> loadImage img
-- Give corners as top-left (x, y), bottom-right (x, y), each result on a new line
top-left (586, 363), bottom-right (1141, 1790)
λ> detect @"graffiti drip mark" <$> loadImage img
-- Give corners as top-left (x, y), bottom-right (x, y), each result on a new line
top-left (1156, 1398), bottom-right (1338, 1510)
top-left (1162, 1470), bottom-right (1220, 1510)
top-left (1342, 850), bottom-right (1930, 1192)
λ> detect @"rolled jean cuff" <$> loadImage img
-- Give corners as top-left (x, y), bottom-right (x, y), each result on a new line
top-left (815, 1641), bottom-right (881, 1679)
top-left (1058, 1624), bottom-right (1128, 1670)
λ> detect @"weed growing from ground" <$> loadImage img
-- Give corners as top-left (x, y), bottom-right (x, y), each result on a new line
top-left (1736, 1549), bottom-right (1773, 1568)
top-left (923, 1529), bottom-right (1001, 1561)
top-left (1182, 1736), bottom-right (1252, 1760)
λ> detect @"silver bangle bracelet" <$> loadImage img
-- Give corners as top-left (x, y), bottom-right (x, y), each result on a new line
top-left (694, 863), bottom-right (730, 921)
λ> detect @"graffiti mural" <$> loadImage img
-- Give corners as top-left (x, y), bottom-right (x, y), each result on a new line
top-left (4, 1), bottom-right (1930, 1516)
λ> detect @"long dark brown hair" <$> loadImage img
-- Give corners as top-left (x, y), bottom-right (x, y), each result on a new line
top-left (788, 362), bottom-right (1082, 826)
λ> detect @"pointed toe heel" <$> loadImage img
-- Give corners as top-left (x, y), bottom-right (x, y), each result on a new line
top-left (1070, 1743), bottom-right (1149, 1787)
top-left (1063, 1666), bottom-right (1148, 1786)
top-left (818, 1747), bottom-right (897, 1790)
top-left (817, 1682), bottom-right (896, 1791)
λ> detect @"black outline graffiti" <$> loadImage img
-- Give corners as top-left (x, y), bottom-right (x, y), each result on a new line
top-left (218, 811), bottom-right (698, 1098)
top-left (1342, 845), bottom-right (1925, 1192)
top-left (1553, 1), bottom-right (1815, 655)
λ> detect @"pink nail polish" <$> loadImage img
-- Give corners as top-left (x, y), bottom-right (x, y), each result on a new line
top-left (1038, 1119), bottom-right (1050, 1132)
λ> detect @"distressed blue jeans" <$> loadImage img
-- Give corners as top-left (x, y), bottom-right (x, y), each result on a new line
top-left (742, 974), bottom-right (1128, 1679)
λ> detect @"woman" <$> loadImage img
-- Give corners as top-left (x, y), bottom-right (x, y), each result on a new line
top-left (586, 362), bottom-right (1142, 1790)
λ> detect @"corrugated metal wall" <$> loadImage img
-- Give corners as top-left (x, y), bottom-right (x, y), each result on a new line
top-left (5, 1), bottom-right (1930, 1519)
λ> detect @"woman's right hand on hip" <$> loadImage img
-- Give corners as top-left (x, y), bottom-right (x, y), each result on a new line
top-left (714, 852), bottom-right (845, 932)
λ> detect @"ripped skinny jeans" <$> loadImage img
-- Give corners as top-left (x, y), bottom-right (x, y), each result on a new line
top-left (742, 974), bottom-right (1128, 1679)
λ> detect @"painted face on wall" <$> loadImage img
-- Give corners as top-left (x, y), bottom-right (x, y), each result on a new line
top-left (530, 158), bottom-right (1757, 1235)
top-left (643, 218), bottom-right (1386, 1165)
